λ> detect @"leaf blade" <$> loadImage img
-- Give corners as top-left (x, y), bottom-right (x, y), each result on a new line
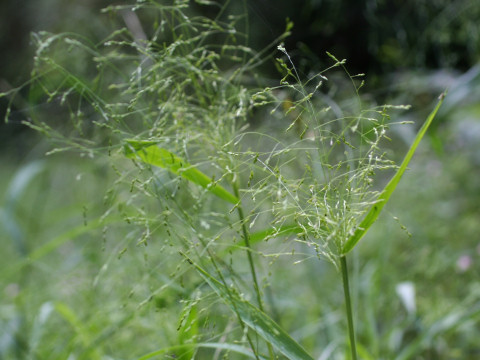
top-left (342, 93), bottom-right (445, 254)
top-left (249, 225), bottom-right (304, 245)
top-left (124, 140), bottom-right (239, 204)
top-left (137, 342), bottom-right (267, 360)
top-left (186, 256), bottom-right (315, 360)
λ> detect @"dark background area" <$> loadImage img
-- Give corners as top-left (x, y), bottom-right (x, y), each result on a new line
top-left (246, 0), bottom-right (479, 73)
top-left (2, 0), bottom-right (479, 82)
top-left (1, 0), bottom-right (479, 154)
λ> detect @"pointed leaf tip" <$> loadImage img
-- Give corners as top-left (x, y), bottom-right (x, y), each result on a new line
top-left (342, 94), bottom-right (445, 254)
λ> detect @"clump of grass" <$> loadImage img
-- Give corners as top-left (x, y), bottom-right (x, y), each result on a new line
top-left (1, 1), bottom-right (445, 359)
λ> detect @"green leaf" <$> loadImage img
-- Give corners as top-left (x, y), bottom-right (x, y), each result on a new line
top-left (2, 161), bottom-right (45, 255)
top-left (124, 140), bottom-right (239, 205)
top-left (250, 225), bottom-right (304, 244)
top-left (185, 255), bottom-right (315, 360)
top-left (342, 92), bottom-right (446, 255)
top-left (55, 302), bottom-right (102, 360)
top-left (178, 301), bottom-right (199, 360)
top-left (235, 225), bottom-right (305, 248)
top-left (137, 342), bottom-right (267, 360)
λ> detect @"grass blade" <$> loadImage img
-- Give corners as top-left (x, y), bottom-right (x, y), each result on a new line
top-left (225, 225), bottom-right (304, 252)
top-left (249, 225), bottom-right (304, 245)
top-left (54, 302), bottom-right (102, 360)
top-left (185, 255), bottom-right (315, 360)
top-left (124, 140), bottom-right (239, 205)
top-left (2, 161), bottom-right (45, 255)
top-left (342, 92), bottom-right (446, 254)
top-left (177, 302), bottom-right (199, 360)
top-left (137, 342), bottom-right (268, 360)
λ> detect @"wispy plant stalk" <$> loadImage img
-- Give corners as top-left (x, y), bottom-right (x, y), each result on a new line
top-left (232, 181), bottom-right (275, 359)
top-left (232, 182), bottom-right (263, 311)
top-left (341, 255), bottom-right (357, 360)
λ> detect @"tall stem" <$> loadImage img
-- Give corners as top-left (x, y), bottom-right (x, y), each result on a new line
top-left (233, 181), bottom-right (275, 359)
top-left (341, 255), bottom-right (358, 360)
top-left (232, 182), bottom-right (264, 311)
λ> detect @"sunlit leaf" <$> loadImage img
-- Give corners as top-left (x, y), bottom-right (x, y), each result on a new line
top-left (342, 92), bottom-right (446, 254)
top-left (124, 140), bottom-right (239, 205)
top-left (246, 225), bottom-right (304, 246)
top-left (137, 342), bottom-right (267, 360)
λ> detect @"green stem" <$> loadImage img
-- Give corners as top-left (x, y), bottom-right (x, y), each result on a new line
top-left (341, 255), bottom-right (358, 360)
top-left (232, 182), bottom-right (263, 311)
top-left (206, 249), bottom-right (262, 360)
top-left (232, 181), bottom-right (275, 359)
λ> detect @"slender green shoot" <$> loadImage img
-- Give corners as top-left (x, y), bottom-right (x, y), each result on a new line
top-left (233, 181), bottom-right (275, 360)
top-left (183, 253), bottom-right (315, 360)
top-left (341, 256), bottom-right (357, 360)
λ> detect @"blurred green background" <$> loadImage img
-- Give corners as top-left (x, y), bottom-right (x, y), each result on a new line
top-left (1, 0), bottom-right (480, 359)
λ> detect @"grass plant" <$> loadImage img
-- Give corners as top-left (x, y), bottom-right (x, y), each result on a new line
top-left (0, 1), bottom-right (454, 359)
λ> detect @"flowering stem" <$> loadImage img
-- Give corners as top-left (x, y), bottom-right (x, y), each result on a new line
top-left (233, 182), bottom-right (263, 310)
top-left (341, 255), bottom-right (358, 360)
top-left (232, 181), bottom-right (274, 359)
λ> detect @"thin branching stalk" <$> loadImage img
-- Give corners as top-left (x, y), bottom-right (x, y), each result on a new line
top-left (206, 249), bottom-right (262, 360)
top-left (232, 181), bottom-right (275, 359)
top-left (341, 255), bottom-right (358, 360)
top-left (232, 182), bottom-right (263, 310)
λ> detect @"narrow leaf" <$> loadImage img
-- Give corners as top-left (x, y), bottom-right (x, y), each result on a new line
top-left (250, 225), bottom-right (304, 244)
top-left (124, 140), bottom-right (239, 205)
top-left (55, 302), bottom-right (102, 360)
top-left (137, 342), bottom-right (267, 360)
top-left (342, 92), bottom-right (446, 254)
top-left (185, 255), bottom-right (315, 360)
top-left (178, 302), bottom-right (199, 360)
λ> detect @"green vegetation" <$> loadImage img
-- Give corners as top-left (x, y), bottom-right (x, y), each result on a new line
top-left (2, 1), bottom-right (480, 359)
